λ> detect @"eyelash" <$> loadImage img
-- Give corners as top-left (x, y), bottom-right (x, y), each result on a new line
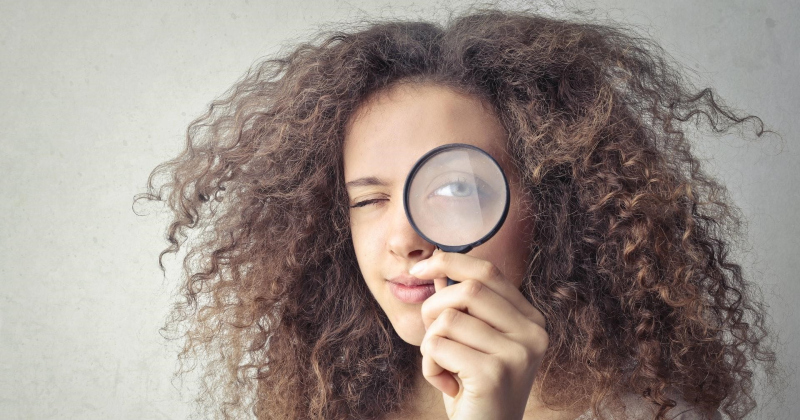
top-left (350, 198), bottom-right (385, 208)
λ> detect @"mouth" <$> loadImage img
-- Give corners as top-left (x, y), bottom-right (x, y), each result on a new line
top-left (387, 274), bottom-right (435, 304)
top-left (389, 273), bottom-right (434, 287)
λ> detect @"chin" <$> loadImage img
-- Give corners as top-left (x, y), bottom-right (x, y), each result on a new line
top-left (389, 310), bottom-right (426, 346)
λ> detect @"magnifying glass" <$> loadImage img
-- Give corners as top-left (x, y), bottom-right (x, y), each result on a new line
top-left (403, 143), bottom-right (510, 286)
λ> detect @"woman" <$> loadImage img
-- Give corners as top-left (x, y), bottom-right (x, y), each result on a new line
top-left (142, 7), bottom-right (780, 420)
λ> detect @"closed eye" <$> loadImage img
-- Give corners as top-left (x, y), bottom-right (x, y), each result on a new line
top-left (350, 198), bottom-right (386, 208)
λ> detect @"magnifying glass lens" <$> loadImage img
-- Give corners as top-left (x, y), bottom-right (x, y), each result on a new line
top-left (406, 146), bottom-right (508, 247)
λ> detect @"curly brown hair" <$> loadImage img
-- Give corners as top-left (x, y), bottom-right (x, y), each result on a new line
top-left (139, 7), bottom-right (782, 420)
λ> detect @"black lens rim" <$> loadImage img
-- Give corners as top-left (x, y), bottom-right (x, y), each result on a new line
top-left (403, 143), bottom-right (511, 254)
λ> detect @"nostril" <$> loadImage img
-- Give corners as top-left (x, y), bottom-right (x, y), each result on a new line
top-left (407, 249), bottom-right (424, 259)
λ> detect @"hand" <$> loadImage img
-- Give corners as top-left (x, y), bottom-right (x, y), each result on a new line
top-left (412, 251), bottom-right (548, 420)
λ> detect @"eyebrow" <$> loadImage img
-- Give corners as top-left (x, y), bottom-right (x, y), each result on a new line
top-left (345, 176), bottom-right (389, 189)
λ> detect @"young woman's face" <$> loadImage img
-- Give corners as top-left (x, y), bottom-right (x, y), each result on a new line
top-left (343, 83), bottom-right (533, 345)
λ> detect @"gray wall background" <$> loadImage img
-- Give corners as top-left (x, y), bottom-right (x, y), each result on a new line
top-left (1, 0), bottom-right (797, 418)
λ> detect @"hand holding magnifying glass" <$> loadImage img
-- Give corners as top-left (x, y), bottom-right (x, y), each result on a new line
top-left (404, 144), bottom-right (547, 420)
top-left (403, 143), bottom-right (510, 286)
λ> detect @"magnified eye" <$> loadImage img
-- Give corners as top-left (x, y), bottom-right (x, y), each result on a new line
top-left (404, 145), bottom-right (509, 248)
top-left (428, 175), bottom-right (496, 202)
top-left (432, 178), bottom-right (475, 197)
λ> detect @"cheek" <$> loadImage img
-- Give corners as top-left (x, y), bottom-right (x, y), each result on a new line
top-left (350, 223), bottom-right (368, 267)
top-left (473, 191), bottom-right (532, 287)
top-left (350, 218), bottom-right (383, 275)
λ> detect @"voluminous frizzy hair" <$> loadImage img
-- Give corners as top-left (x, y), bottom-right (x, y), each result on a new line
top-left (140, 7), bottom-right (781, 420)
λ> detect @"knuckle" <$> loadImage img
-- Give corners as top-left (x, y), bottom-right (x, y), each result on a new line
top-left (420, 299), bottom-right (433, 319)
top-left (423, 335), bottom-right (440, 354)
top-left (510, 342), bottom-right (533, 367)
top-left (483, 358), bottom-right (507, 383)
top-left (530, 325), bottom-right (550, 353)
top-left (479, 261), bottom-right (502, 280)
top-left (462, 279), bottom-right (484, 298)
top-left (440, 307), bottom-right (459, 328)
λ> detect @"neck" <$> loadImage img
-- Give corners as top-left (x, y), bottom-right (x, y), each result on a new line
top-left (406, 366), bottom-right (448, 419)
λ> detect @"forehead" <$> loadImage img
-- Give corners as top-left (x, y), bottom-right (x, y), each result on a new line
top-left (343, 83), bottom-right (508, 183)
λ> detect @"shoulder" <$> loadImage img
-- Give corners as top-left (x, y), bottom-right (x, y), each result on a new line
top-left (576, 391), bottom-right (723, 420)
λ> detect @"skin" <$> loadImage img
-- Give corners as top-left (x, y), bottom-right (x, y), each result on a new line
top-left (343, 83), bottom-right (580, 420)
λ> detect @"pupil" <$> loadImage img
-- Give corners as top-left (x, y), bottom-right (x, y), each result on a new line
top-left (453, 182), bottom-right (471, 196)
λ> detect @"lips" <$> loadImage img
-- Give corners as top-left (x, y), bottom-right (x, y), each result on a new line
top-left (388, 274), bottom-right (435, 304)
top-left (389, 273), bottom-right (433, 287)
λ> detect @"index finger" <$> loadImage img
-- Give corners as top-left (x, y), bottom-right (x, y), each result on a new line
top-left (411, 251), bottom-right (546, 328)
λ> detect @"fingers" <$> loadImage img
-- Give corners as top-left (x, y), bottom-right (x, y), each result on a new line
top-left (416, 251), bottom-right (550, 406)
top-left (421, 342), bottom-right (460, 397)
top-left (421, 334), bottom-right (482, 398)
top-left (421, 307), bottom-right (539, 399)
top-left (411, 251), bottom-right (546, 328)
top-left (422, 279), bottom-right (530, 334)
top-left (425, 307), bottom-right (516, 354)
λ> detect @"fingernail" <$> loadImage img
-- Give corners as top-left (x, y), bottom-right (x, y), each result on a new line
top-left (410, 260), bottom-right (427, 275)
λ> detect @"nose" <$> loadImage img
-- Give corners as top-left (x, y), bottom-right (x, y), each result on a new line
top-left (387, 198), bottom-right (435, 262)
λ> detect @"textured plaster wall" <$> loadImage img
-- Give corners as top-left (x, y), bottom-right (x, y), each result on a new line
top-left (0, 0), bottom-right (797, 418)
